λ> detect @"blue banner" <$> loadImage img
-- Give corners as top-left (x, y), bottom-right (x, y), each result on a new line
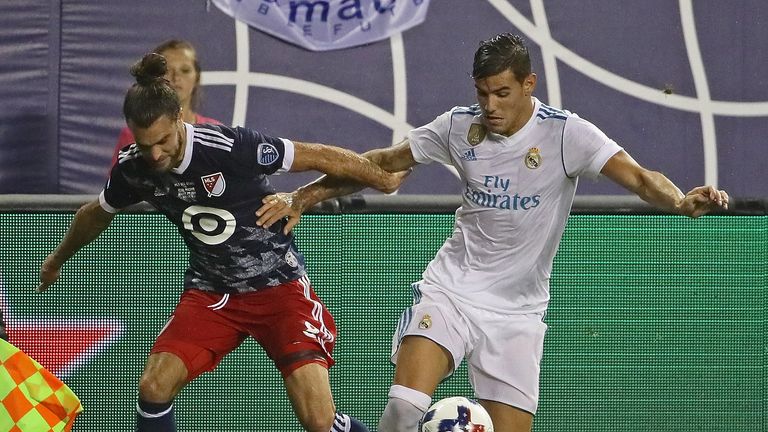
top-left (212, 0), bottom-right (430, 51)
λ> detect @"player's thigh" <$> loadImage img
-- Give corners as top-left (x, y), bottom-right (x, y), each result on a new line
top-left (393, 335), bottom-right (453, 396)
top-left (152, 290), bottom-right (246, 381)
top-left (283, 362), bottom-right (335, 429)
top-left (479, 399), bottom-right (533, 432)
top-left (467, 312), bottom-right (547, 415)
top-left (252, 278), bottom-right (338, 376)
top-left (391, 286), bottom-right (470, 395)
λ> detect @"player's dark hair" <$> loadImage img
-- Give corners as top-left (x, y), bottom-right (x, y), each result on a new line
top-left (153, 39), bottom-right (202, 111)
top-left (123, 53), bottom-right (181, 128)
top-left (472, 33), bottom-right (531, 83)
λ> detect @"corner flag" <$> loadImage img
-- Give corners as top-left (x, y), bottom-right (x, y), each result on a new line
top-left (0, 339), bottom-right (82, 431)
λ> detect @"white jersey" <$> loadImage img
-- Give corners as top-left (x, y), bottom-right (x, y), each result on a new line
top-left (409, 98), bottom-right (622, 314)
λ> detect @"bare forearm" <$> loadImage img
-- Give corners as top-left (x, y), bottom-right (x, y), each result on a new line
top-left (293, 143), bottom-right (399, 193)
top-left (321, 146), bottom-right (383, 182)
top-left (632, 170), bottom-right (685, 214)
top-left (293, 175), bottom-right (366, 211)
top-left (38, 200), bottom-right (113, 292)
top-left (281, 140), bottom-right (414, 213)
top-left (256, 142), bottom-right (415, 233)
top-left (601, 151), bottom-right (725, 219)
top-left (50, 201), bottom-right (113, 266)
top-left (292, 144), bottom-right (414, 210)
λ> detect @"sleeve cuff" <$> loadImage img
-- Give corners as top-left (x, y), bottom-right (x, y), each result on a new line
top-left (279, 138), bottom-right (295, 173)
top-left (98, 191), bottom-right (120, 214)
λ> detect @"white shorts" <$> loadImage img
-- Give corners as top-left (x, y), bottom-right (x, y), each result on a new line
top-left (391, 281), bottom-right (548, 414)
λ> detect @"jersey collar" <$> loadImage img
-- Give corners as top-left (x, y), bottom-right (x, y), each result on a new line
top-left (171, 122), bottom-right (194, 174)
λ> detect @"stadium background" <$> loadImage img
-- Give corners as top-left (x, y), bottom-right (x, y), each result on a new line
top-left (1, 0), bottom-right (766, 196)
top-left (0, 0), bottom-right (766, 431)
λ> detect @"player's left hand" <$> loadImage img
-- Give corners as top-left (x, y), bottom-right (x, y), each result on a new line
top-left (677, 185), bottom-right (729, 218)
top-left (255, 192), bottom-right (302, 234)
top-left (37, 254), bottom-right (62, 293)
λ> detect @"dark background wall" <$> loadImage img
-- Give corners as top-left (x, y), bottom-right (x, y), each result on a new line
top-left (1, 0), bottom-right (766, 197)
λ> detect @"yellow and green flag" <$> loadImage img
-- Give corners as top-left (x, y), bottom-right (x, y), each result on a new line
top-left (0, 339), bottom-right (82, 432)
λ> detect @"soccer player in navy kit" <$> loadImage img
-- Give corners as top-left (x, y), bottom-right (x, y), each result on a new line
top-left (255, 34), bottom-right (730, 432)
top-left (37, 53), bottom-right (407, 432)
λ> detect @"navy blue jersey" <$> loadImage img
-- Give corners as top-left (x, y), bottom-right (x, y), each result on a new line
top-left (101, 123), bottom-right (306, 294)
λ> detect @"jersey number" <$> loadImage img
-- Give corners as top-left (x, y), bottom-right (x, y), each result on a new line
top-left (181, 205), bottom-right (236, 245)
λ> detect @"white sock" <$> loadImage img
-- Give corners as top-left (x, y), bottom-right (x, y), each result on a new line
top-left (378, 385), bottom-right (431, 432)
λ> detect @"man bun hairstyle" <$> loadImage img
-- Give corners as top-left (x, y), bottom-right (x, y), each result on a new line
top-left (123, 53), bottom-right (181, 129)
top-left (472, 33), bottom-right (531, 84)
top-left (131, 52), bottom-right (168, 85)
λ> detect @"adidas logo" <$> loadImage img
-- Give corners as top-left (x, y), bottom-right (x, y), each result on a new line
top-left (460, 148), bottom-right (477, 161)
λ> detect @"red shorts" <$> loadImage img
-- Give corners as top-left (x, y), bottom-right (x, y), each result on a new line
top-left (151, 275), bottom-right (336, 381)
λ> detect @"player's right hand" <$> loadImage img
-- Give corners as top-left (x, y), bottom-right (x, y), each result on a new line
top-left (678, 185), bottom-right (729, 218)
top-left (37, 254), bottom-right (61, 293)
top-left (256, 192), bottom-right (302, 234)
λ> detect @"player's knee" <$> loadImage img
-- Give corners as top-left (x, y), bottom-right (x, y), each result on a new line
top-left (137, 373), bottom-right (178, 403)
top-left (378, 385), bottom-right (432, 432)
top-left (138, 352), bottom-right (189, 402)
top-left (296, 407), bottom-right (335, 432)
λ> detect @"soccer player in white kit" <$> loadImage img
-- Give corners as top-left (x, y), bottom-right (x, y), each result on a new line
top-left (255, 33), bottom-right (730, 432)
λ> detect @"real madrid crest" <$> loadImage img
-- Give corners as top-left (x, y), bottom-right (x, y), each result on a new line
top-left (524, 147), bottom-right (542, 169)
top-left (467, 123), bottom-right (486, 146)
top-left (418, 314), bottom-right (432, 330)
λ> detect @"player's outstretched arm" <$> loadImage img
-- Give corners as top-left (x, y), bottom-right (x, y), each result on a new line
top-left (600, 150), bottom-right (728, 217)
top-left (257, 140), bottom-right (417, 233)
top-left (38, 200), bottom-right (115, 292)
top-left (289, 141), bottom-right (411, 194)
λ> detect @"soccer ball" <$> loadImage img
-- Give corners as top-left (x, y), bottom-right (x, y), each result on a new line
top-left (419, 396), bottom-right (494, 432)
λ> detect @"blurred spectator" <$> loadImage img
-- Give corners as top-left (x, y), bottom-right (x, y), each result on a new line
top-left (111, 39), bottom-right (222, 166)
